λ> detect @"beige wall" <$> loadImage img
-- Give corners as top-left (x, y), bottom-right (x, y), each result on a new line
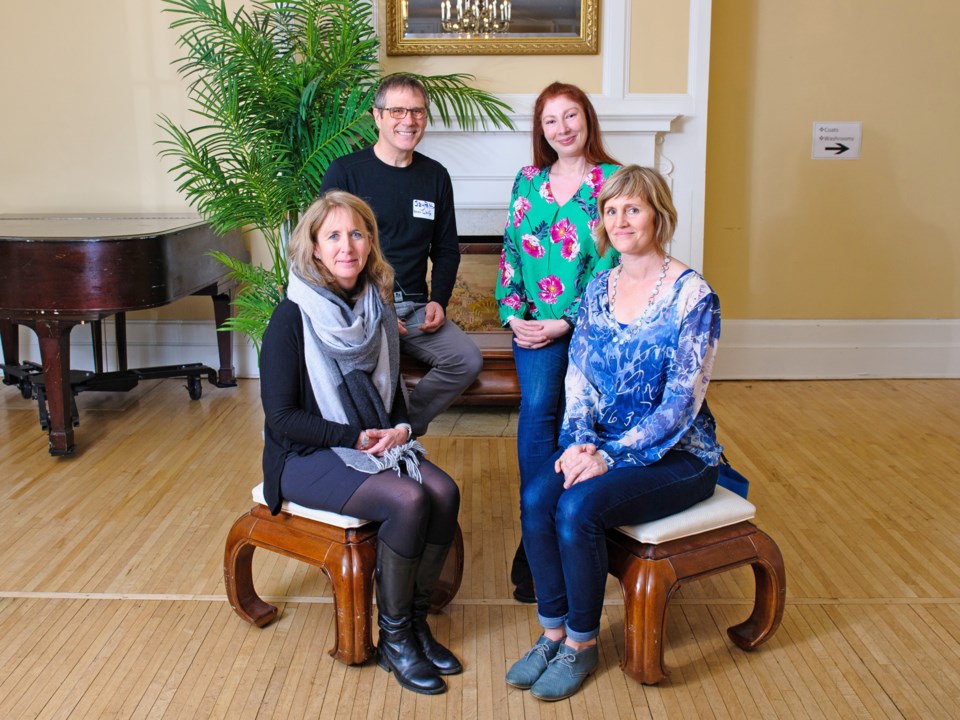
top-left (628, 0), bottom-right (689, 94)
top-left (0, 2), bottom-right (191, 215)
top-left (705, 0), bottom-right (960, 319)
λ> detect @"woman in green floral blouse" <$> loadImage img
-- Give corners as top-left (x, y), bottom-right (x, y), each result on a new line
top-left (495, 81), bottom-right (620, 602)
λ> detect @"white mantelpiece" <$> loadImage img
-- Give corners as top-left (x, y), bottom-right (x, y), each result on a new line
top-left (420, 102), bottom-right (682, 239)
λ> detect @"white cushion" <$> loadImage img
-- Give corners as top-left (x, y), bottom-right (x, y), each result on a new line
top-left (615, 485), bottom-right (756, 545)
top-left (251, 483), bottom-right (370, 529)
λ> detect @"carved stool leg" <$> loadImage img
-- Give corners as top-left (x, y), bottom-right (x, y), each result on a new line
top-left (608, 535), bottom-right (679, 686)
top-left (629, 558), bottom-right (679, 685)
top-left (224, 513), bottom-right (278, 627)
top-left (324, 537), bottom-right (377, 665)
top-left (728, 528), bottom-right (787, 649)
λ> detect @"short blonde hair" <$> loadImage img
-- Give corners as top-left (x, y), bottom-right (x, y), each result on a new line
top-left (593, 165), bottom-right (677, 258)
top-left (288, 191), bottom-right (394, 302)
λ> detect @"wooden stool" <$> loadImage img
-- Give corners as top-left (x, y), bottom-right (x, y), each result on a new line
top-left (224, 483), bottom-right (464, 666)
top-left (606, 486), bottom-right (786, 685)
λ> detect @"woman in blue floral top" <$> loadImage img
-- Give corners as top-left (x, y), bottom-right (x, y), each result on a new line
top-left (496, 82), bottom-right (620, 603)
top-left (505, 166), bottom-right (722, 701)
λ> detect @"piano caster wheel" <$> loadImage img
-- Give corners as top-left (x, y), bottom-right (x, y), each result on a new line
top-left (187, 375), bottom-right (202, 401)
top-left (20, 381), bottom-right (32, 400)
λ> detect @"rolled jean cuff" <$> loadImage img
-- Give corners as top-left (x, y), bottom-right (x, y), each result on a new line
top-left (565, 624), bottom-right (600, 643)
top-left (537, 612), bottom-right (567, 630)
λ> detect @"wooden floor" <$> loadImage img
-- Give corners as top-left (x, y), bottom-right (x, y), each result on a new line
top-left (1, 377), bottom-right (959, 719)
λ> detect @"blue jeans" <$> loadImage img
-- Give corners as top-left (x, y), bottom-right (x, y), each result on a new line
top-left (513, 335), bottom-right (571, 490)
top-left (521, 449), bottom-right (718, 641)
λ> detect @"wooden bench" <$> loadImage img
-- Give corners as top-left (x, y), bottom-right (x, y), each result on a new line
top-left (606, 486), bottom-right (786, 684)
top-left (401, 331), bottom-right (519, 406)
top-left (224, 484), bottom-right (464, 666)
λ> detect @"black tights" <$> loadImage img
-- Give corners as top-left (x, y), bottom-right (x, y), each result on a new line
top-left (341, 459), bottom-right (460, 559)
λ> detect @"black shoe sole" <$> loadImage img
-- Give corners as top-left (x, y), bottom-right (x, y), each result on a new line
top-left (513, 588), bottom-right (537, 604)
top-left (377, 657), bottom-right (447, 695)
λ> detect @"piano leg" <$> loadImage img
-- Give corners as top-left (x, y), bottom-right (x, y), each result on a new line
top-left (91, 320), bottom-right (104, 375)
top-left (0, 319), bottom-right (19, 383)
top-left (115, 312), bottom-right (128, 371)
top-left (34, 319), bottom-right (77, 456)
top-left (211, 291), bottom-right (237, 387)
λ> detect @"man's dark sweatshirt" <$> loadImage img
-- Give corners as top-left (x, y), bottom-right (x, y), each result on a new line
top-left (320, 147), bottom-right (460, 309)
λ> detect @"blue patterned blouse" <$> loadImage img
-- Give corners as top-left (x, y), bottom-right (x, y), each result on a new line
top-left (559, 268), bottom-right (723, 468)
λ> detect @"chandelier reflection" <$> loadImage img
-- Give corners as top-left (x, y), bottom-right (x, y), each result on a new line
top-left (439, 0), bottom-right (511, 35)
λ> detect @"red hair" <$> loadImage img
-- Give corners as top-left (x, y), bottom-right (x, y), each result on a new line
top-left (531, 82), bottom-right (619, 168)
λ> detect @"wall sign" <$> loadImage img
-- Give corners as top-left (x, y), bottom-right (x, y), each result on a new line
top-left (812, 122), bottom-right (862, 160)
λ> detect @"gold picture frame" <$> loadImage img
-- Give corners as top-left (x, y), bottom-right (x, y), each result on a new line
top-left (386, 0), bottom-right (600, 56)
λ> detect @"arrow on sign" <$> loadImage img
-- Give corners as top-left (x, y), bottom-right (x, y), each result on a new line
top-left (824, 143), bottom-right (849, 155)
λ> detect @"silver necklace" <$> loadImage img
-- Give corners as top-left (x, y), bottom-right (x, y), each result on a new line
top-left (609, 255), bottom-right (672, 327)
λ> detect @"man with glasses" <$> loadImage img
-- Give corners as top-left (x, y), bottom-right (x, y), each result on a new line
top-left (320, 74), bottom-right (481, 437)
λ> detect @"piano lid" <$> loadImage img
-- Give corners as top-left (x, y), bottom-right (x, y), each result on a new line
top-left (0, 213), bottom-right (207, 242)
top-left (0, 213), bottom-right (247, 318)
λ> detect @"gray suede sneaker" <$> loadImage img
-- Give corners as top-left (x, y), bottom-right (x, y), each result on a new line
top-left (530, 643), bottom-right (599, 701)
top-left (505, 635), bottom-right (562, 689)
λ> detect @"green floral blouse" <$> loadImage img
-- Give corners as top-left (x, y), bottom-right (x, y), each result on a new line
top-left (496, 163), bottom-right (619, 326)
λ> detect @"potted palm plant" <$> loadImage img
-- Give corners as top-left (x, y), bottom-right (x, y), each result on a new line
top-left (158, 0), bottom-right (512, 353)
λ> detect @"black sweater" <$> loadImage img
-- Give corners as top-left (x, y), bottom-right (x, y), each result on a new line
top-left (320, 147), bottom-right (461, 308)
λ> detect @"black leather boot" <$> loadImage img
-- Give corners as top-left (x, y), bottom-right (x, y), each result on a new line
top-left (510, 540), bottom-right (536, 603)
top-left (375, 541), bottom-right (446, 695)
top-left (412, 542), bottom-right (463, 675)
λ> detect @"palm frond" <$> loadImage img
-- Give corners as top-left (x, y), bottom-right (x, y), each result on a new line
top-left (414, 73), bottom-right (514, 130)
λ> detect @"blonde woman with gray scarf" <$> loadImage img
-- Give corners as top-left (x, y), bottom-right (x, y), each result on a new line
top-left (259, 191), bottom-right (461, 695)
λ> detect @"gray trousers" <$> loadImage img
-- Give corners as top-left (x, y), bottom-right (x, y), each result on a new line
top-left (398, 304), bottom-right (482, 436)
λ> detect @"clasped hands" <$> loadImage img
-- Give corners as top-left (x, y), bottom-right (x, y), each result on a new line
top-left (509, 318), bottom-right (570, 349)
top-left (555, 443), bottom-right (609, 488)
top-left (355, 425), bottom-right (410, 455)
top-left (398, 301), bottom-right (445, 335)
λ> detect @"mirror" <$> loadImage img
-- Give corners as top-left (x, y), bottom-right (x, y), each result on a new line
top-left (386, 0), bottom-right (599, 55)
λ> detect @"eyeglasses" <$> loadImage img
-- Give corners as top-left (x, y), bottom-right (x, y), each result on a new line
top-left (377, 106), bottom-right (428, 120)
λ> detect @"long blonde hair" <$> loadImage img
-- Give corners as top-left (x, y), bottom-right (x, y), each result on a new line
top-left (593, 165), bottom-right (677, 258)
top-left (288, 191), bottom-right (395, 303)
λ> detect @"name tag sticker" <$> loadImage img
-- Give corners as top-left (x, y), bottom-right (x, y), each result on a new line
top-left (412, 199), bottom-right (435, 220)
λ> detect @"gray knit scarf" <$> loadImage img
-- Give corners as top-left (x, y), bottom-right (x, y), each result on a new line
top-left (287, 271), bottom-right (425, 480)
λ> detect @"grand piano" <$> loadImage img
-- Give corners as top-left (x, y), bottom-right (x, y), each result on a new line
top-left (0, 214), bottom-right (248, 456)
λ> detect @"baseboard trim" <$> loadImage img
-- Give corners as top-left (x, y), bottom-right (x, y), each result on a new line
top-left (9, 318), bottom-right (960, 381)
top-left (10, 319), bottom-right (261, 380)
top-left (713, 319), bottom-right (960, 379)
